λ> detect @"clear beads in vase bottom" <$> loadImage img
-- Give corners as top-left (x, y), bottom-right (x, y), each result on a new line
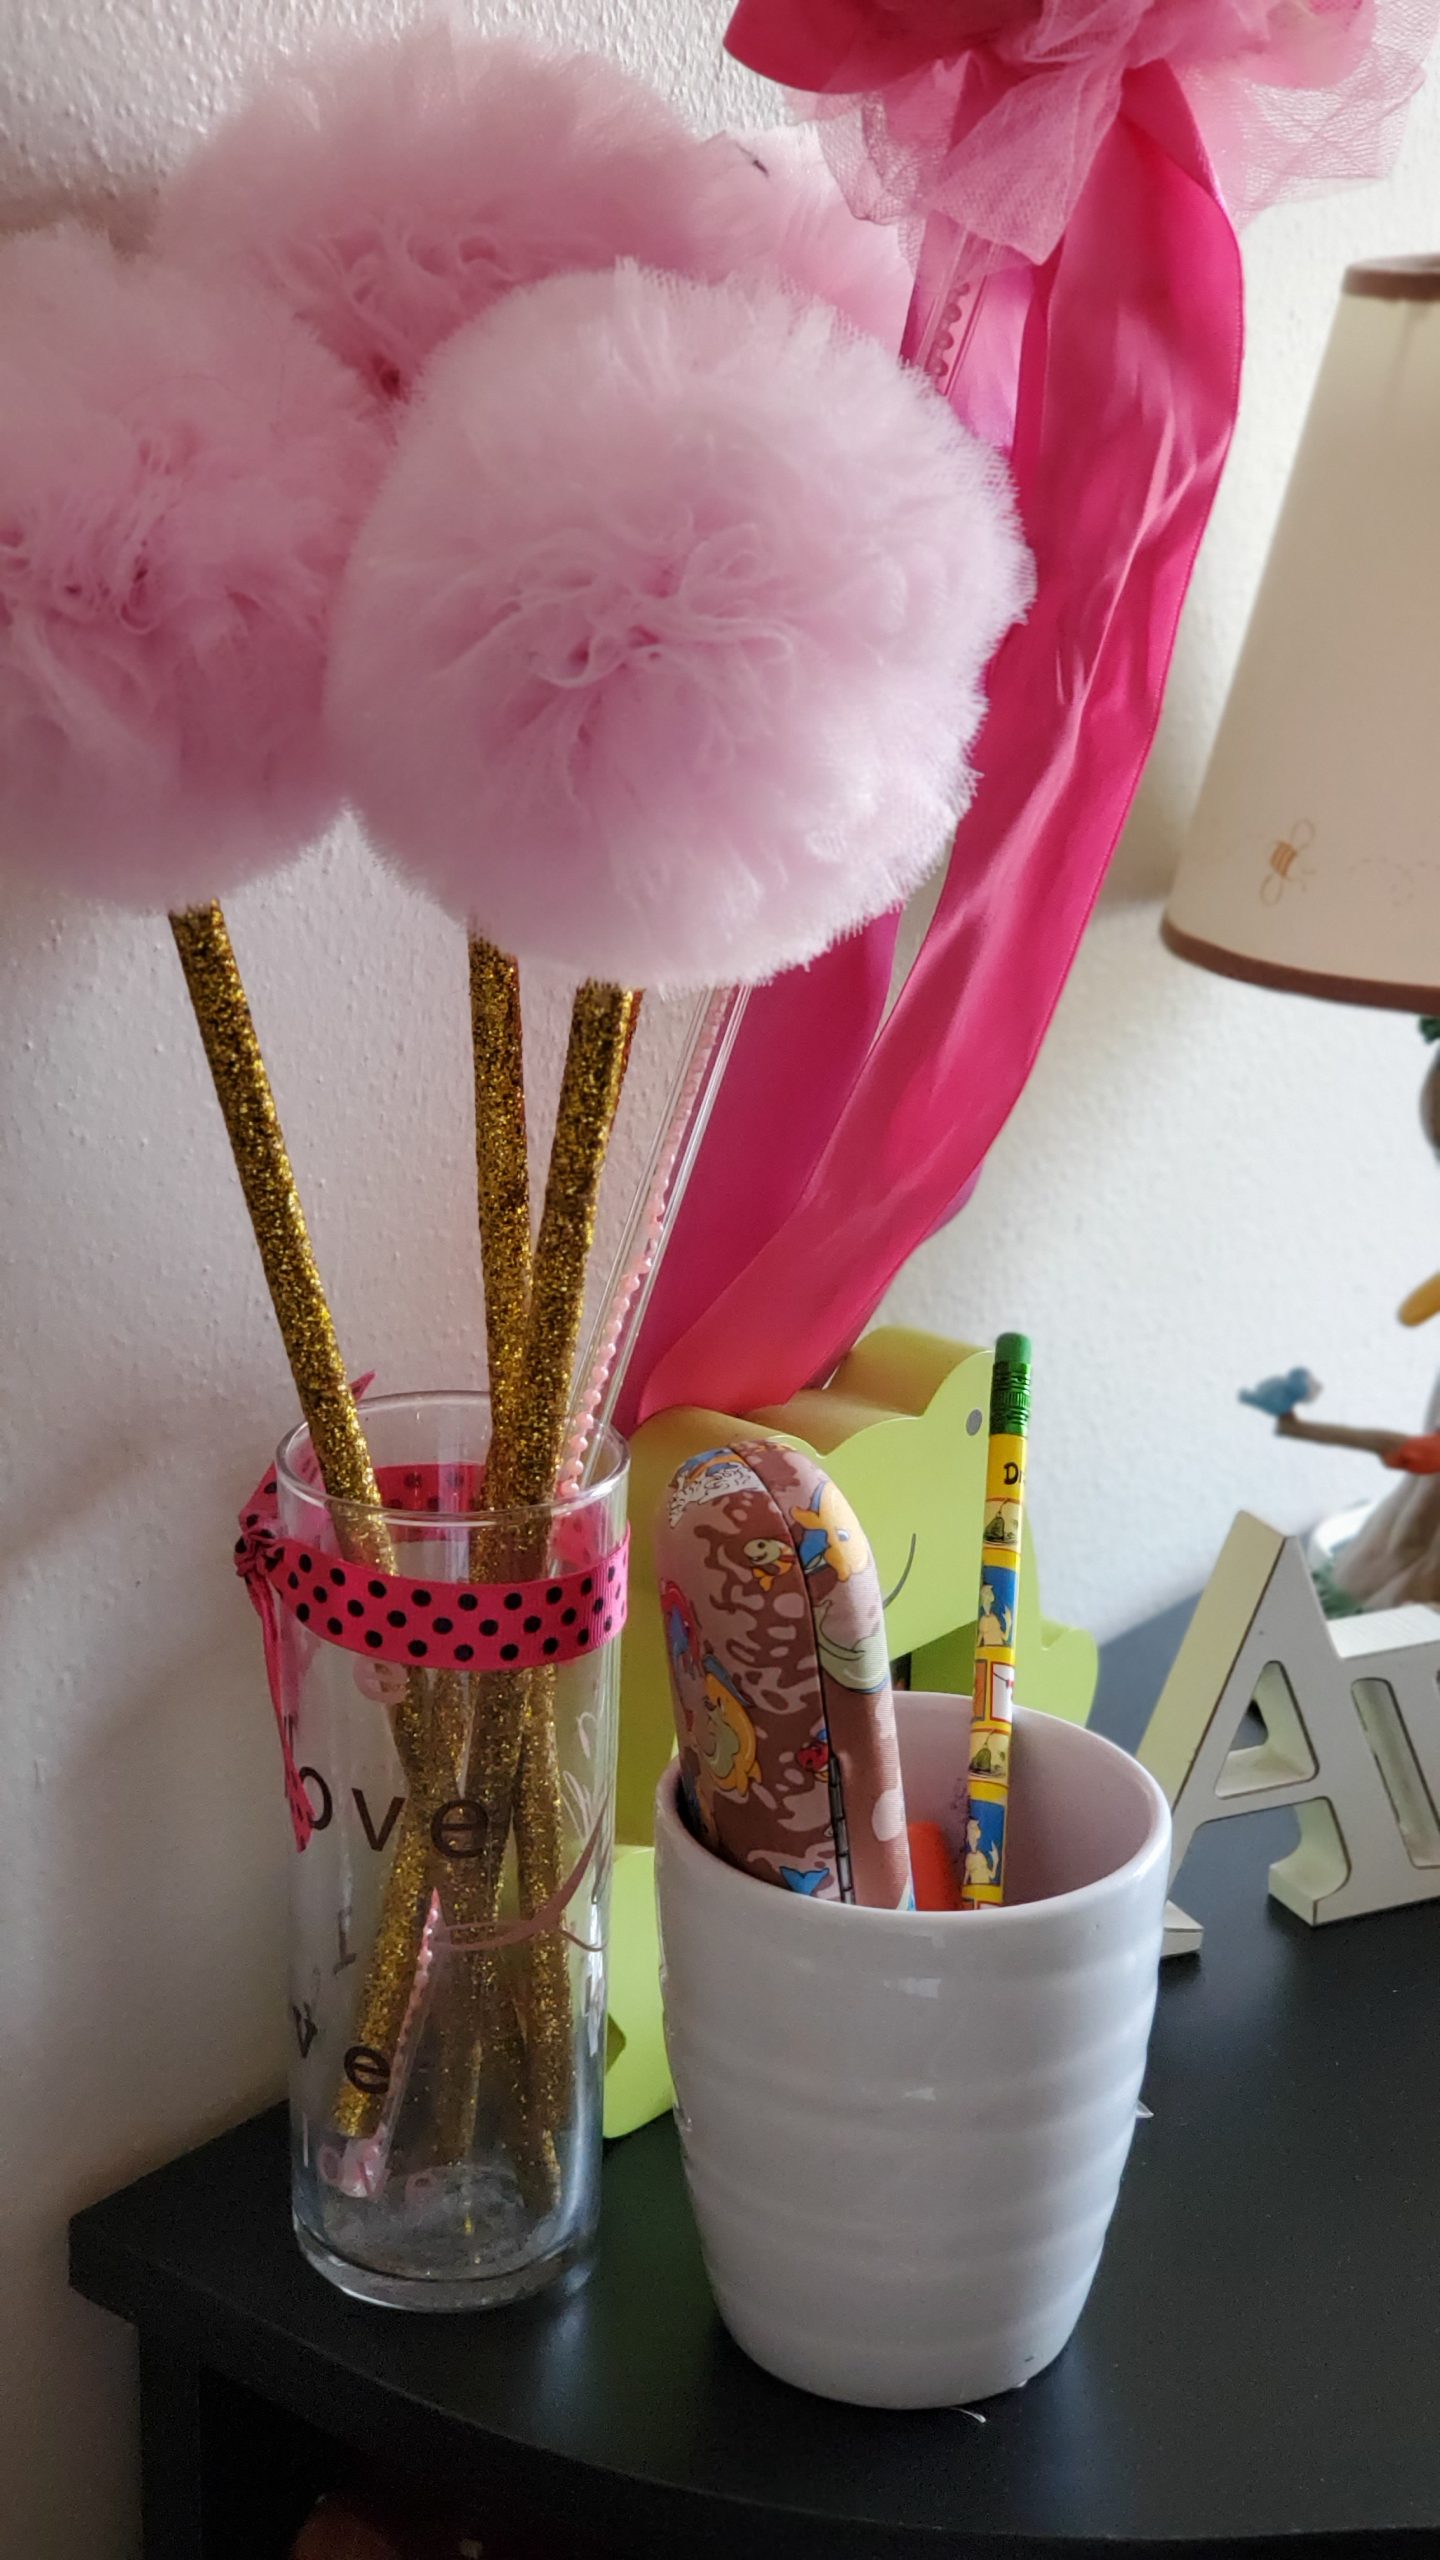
top-left (270, 1391), bottom-right (627, 2311)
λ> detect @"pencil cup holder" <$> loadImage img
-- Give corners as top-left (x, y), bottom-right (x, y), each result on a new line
top-left (243, 1391), bottom-right (627, 2312)
top-left (655, 1694), bottom-right (1170, 2406)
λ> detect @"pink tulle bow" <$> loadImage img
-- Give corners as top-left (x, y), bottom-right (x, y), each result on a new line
top-left (727, 0), bottom-right (1436, 264)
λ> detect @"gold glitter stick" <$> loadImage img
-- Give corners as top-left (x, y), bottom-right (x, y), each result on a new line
top-left (479, 983), bottom-right (638, 2152)
top-left (170, 903), bottom-right (441, 2145)
top-left (172, 903), bottom-right (416, 1684)
top-left (491, 982), bottom-right (640, 1511)
top-left (330, 1667), bottom-right (553, 2169)
top-left (457, 940), bottom-right (568, 2186)
top-left (438, 938), bottom-right (538, 2169)
top-left (171, 902), bottom-right (385, 1534)
top-left (465, 981), bottom-right (638, 1846)
top-left (468, 936), bottom-right (531, 1455)
top-left (513, 1673), bottom-right (572, 2132)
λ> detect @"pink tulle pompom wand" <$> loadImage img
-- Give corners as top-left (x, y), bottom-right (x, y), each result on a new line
top-left (0, 222), bottom-right (389, 1521)
top-left (331, 254), bottom-right (1032, 1484)
top-left (330, 258), bottom-right (1030, 2147)
top-left (0, 218), bottom-right (545, 2187)
top-left (151, 21), bottom-right (906, 408)
top-left (332, 262), bottom-right (1031, 993)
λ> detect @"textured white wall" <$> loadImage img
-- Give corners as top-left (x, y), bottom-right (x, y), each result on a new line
top-left (1, 4), bottom-right (1438, 2550)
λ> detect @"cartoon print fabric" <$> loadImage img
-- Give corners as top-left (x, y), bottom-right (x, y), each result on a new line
top-left (656, 1440), bottom-right (913, 1905)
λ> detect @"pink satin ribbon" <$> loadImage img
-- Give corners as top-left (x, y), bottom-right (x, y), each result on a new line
top-left (613, 915), bottom-right (900, 1435)
top-left (626, 61), bottom-right (1241, 1424)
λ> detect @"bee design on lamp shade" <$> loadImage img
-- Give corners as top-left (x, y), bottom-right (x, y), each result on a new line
top-left (1260, 819), bottom-right (1316, 906)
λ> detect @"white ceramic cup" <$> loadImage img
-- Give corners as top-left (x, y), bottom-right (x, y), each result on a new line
top-left (655, 1693), bottom-right (1171, 2408)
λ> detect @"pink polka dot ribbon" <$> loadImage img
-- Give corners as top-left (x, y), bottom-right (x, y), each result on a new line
top-left (234, 1454), bottom-right (629, 1848)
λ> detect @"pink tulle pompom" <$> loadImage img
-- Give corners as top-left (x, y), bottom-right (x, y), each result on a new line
top-left (329, 264), bottom-right (1032, 996)
top-left (152, 24), bottom-right (901, 406)
top-left (733, 126), bottom-right (912, 344)
top-left (0, 225), bottom-right (382, 911)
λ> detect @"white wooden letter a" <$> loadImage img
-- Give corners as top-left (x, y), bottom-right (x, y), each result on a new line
top-left (1137, 1513), bottom-right (1440, 1954)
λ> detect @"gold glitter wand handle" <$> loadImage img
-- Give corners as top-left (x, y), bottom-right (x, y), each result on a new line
top-left (489, 981), bottom-right (640, 1513)
top-left (170, 903), bottom-right (385, 1539)
top-left (449, 939), bottom-right (543, 2166)
top-left (464, 980), bottom-right (638, 2168)
top-left (469, 937), bottom-right (531, 1456)
top-left (468, 980), bottom-right (638, 1838)
top-left (171, 902), bottom-right (443, 2145)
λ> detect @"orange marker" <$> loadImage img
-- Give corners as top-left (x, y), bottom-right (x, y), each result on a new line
top-left (908, 1819), bottom-right (963, 1912)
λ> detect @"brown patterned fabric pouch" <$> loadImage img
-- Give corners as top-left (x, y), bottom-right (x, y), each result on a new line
top-left (654, 1440), bottom-right (913, 1906)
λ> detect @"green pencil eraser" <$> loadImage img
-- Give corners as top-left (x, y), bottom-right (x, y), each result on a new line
top-left (995, 1331), bottom-right (1032, 1368)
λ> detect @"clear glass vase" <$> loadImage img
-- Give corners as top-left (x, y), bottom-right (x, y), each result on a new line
top-left (271, 1391), bottom-right (627, 2311)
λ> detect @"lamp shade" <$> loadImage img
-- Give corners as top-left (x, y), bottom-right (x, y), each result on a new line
top-left (1164, 259), bottom-right (1440, 1012)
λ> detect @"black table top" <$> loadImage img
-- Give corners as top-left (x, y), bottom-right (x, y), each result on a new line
top-left (70, 1604), bottom-right (1440, 2557)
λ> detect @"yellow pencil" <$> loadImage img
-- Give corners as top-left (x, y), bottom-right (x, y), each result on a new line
top-left (962, 1333), bottom-right (1031, 1908)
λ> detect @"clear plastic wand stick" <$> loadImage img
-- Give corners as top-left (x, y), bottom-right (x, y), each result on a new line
top-left (561, 984), bottom-right (747, 1493)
